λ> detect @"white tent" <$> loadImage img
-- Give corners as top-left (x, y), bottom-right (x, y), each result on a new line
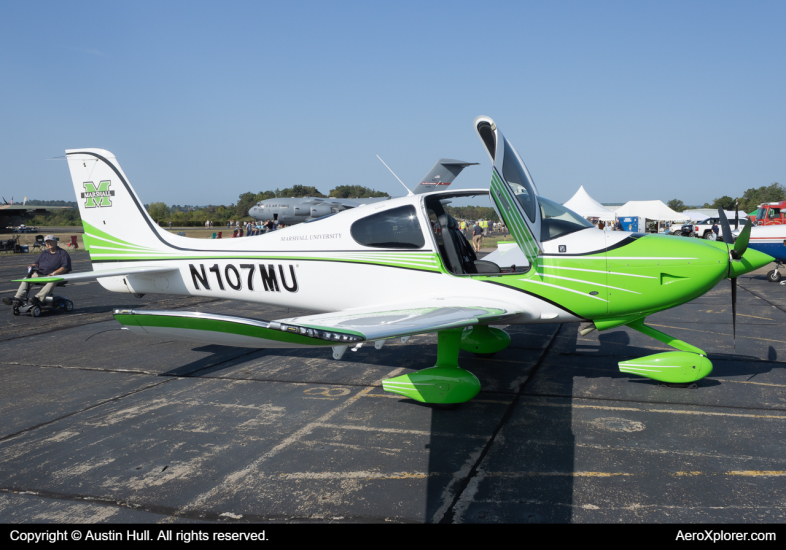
top-left (683, 209), bottom-right (747, 222)
top-left (563, 186), bottom-right (616, 221)
top-left (614, 200), bottom-right (689, 222)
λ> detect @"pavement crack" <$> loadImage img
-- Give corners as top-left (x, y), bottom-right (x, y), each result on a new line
top-left (438, 323), bottom-right (564, 524)
top-left (0, 379), bottom-right (172, 444)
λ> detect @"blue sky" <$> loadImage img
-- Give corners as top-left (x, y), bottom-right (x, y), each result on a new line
top-left (1, 1), bottom-right (784, 207)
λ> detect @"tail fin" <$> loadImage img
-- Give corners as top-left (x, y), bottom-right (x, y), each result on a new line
top-left (66, 149), bottom-right (172, 257)
top-left (412, 159), bottom-right (478, 195)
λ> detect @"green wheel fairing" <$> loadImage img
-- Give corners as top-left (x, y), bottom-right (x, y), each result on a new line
top-left (382, 329), bottom-right (481, 404)
top-left (114, 313), bottom-right (336, 346)
top-left (460, 325), bottom-right (511, 355)
top-left (619, 352), bottom-right (713, 384)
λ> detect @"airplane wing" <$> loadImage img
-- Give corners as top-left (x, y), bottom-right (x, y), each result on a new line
top-left (111, 298), bottom-right (532, 351)
top-left (13, 266), bottom-right (179, 284)
top-left (274, 297), bottom-right (529, 342)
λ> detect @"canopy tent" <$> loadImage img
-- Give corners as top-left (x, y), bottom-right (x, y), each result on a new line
top-left (562, 186), bottom-right (616, 221)
top-left (614, 200), bottom-right (689, 221)
top-left (683, 209), bottom-right (748, 222)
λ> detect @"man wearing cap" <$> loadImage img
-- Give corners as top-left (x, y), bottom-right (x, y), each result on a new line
top-left (3, 235), bottom-right (71, 307)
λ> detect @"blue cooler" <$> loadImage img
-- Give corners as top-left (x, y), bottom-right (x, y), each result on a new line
top-left (20, 245), bottom-right (29, 253)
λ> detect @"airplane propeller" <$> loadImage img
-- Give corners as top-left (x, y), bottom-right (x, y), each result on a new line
top-left (718, 208), bottom-right (753, 353)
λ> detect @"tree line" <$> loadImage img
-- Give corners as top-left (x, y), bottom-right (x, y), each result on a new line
top-left (667, 182), bottom-right (784, 213)
top-left (21, 181), bottom-right (783, 227)
top-left (146, 185), bottom-right (390, 225)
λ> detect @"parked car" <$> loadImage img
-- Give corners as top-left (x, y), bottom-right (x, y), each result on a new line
top-left (681, 218), bottom-right (734, 240)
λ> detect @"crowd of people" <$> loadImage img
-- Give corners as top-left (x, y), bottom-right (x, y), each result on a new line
top-left (224, 219), bottom-right (283, 237)
top-left (456, 219), bottom-right (507, 253)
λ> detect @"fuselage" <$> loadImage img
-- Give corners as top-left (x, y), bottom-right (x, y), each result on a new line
top-left (84, 189), bottom-right (753, 325)
top-left (737, 225), bottom-right (786, 262)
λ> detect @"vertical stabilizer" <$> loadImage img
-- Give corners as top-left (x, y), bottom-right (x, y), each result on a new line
top-left (65, 149), bottom-right (173, 257)
top-left (412, 159), bottom-right (478, 194)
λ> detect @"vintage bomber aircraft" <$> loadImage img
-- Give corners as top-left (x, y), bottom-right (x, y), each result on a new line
top-left (15, 117), bottom-right (772, 404)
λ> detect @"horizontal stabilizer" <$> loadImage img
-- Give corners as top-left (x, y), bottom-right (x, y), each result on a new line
top-left (13, 266), bottom-right (178, 284)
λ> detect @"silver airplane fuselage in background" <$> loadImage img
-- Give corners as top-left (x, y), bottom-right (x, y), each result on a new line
top-left (249, 196), bottom-right (390, 224)
top-left (248, 158), bottom-right (479, 225)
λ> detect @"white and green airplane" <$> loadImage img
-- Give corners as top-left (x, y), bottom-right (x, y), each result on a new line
top-left (15, 117), bottom-right (772, 404)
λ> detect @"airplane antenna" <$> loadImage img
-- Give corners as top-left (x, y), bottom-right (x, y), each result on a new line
top-left (376, 155), bottom-right (413, 196)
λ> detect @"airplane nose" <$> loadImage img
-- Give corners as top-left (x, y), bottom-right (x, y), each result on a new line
top-left (729, 247), bottom-right (774, 278)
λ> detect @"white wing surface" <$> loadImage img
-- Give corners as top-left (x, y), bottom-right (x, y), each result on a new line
top-left (274, 297), bottom-right (530, 341)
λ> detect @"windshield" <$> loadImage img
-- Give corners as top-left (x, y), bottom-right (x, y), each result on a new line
top-left (538, 197), bottom-right (594, 241)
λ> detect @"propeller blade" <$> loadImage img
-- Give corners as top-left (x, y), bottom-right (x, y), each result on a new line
top-left (735, 201), bottom-right (739, 230)
top-left (731, 277), bottom-right (737, 354)
top-left (732, 217), bottom-right (752, 260)
top-left (718, 208), bottom-right (733, 245)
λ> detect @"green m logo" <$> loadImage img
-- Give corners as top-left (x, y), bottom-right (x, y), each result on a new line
top-left (82, 180), bottom-right (114, 208)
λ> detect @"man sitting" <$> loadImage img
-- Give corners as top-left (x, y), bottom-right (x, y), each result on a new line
top-left (3, 235), bottom-right (71, 307)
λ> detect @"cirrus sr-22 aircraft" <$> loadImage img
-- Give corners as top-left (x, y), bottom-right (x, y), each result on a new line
top-left (16, 117), bottom-right (772, 405)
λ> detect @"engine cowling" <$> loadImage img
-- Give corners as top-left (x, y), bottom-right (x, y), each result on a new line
top-left (310, 205), bottom-right (333, 218)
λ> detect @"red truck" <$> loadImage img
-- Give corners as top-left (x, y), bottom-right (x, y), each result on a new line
top-left (751, 201), bottom-right (786, 226)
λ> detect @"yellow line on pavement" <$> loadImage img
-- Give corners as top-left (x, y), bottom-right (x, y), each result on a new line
top-left (713, 379), bottom-right (786, 388)
top-left (648, 323), bottom-right (786, 344)
top-left (522, 400), bottom-right (786, 420)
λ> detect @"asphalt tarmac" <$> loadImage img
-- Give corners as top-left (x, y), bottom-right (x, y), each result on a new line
top-left (1, 249), bottom-right (785, 523)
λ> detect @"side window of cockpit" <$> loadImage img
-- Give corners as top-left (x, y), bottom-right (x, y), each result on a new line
top-left (501, 138), bottom-right (537, 223)
top-left (351, 205), bottom-right (425, 249)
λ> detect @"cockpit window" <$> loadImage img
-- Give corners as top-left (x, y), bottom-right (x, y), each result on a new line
top-left (501, 138), bottom-right (537, 223)
top-left (538, 197), bottom-right (594, 241)
top-left (351, 205), bottom-right (425, 249)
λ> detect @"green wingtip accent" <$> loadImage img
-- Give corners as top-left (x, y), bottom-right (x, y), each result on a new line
top-left (619, 351), bottom-right (712, 384)
top-left (12, 277), bottom-right (64, 283)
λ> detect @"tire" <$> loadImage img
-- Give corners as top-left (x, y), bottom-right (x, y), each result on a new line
top-left (767, 270), bottom-right (782, 283)
top-left (703, 231), bottom-right (713, 240)
top-left (31, 306), bottom-right (41, 317)
top-left (65, 300), bottom-right (74, 312)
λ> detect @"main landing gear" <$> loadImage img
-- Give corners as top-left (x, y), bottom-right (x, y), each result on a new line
top-left (382, 325), bottom-right (511, 405)
top-left (767, 262), bottom-right (783, 283)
